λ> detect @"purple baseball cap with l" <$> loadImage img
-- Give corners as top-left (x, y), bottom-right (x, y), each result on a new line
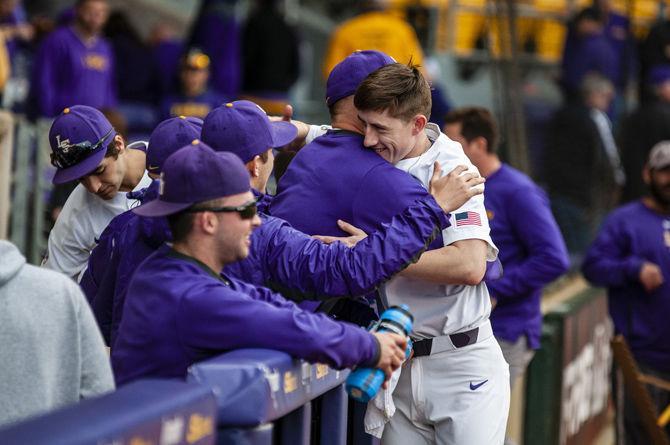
top-left (201, 100), bottom-right (297, 163)
top-left (49, 105), bottom-right (116, 184)
top-left (147, 116), bottom-right (203, 174)
top-left (133, 141), bottom-right (250, 217)
top-left (326, 50), bottom-right (396, 107)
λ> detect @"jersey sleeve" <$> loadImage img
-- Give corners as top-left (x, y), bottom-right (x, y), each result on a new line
top-left (443, 184), bottom-right (498, 260)
top-left (43, 189), bottom-right (99, 280)
top-left (177, 281), bottom-right (378, 369)
top-left (305, 124), bottom-right (331, 145)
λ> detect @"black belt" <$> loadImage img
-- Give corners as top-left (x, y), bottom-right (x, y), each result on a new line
top-left (412, 327), bottom-right (480, 358)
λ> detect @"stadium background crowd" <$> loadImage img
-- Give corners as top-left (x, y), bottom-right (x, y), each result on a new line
top-left (2, 0), bottom-right (670, 444)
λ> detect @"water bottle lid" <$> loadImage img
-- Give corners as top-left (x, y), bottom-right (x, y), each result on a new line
top-left (388, 304), bottom-right (413, 322)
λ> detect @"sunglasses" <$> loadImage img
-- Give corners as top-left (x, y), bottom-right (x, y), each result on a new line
top-left (50, 128), bottom-right (114, 169)
top-left (186, 199), bottom-right (258, 220)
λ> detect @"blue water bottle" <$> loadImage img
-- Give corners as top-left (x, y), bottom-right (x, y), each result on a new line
top-left (345, 305), bottom-right (413, 402)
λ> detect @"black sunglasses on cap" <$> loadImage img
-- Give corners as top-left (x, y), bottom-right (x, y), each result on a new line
top-left (50, 128), bottom-right (114, 169)
top-left (185, 199), bottom-right (258, 220)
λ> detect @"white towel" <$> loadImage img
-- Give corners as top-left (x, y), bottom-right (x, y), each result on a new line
top-left (363, 366), bottom-right (402, 438)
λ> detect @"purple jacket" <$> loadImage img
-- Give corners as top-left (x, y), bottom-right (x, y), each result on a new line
top-left (485, 164), bottom-right (569, 349)
top-left (111, 245), bottom-right (378, 385)
top-left (82, 182), bottom-right (448, 347)
top-left (582, 201), bottom-right (670, 372)
top-left (270, 130), bottom-right (438, 245)
top-left (33, 26), bottom-right (117, 117)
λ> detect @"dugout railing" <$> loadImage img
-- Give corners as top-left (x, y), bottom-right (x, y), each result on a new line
top-left (0, 349), bottom-right (363, 445)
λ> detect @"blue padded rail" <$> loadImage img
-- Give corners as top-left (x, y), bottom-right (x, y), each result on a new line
top-left (0, 379), bottom-right (218, 445)
top-left (187, 349), bottom-right (350, 427)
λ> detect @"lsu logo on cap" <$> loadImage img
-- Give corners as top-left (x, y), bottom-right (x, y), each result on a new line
top-left (55, 135), bottom-right (72, 153)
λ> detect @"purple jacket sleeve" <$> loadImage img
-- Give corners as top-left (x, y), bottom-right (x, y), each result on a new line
top-left (486, 187), bottom-right (569, 300)
top-left (177, 279), bottom-right (379, 369)
top-left (264, 198), bottom-right (449, 300)
top-left (582, 213), bottom-right (645, 287)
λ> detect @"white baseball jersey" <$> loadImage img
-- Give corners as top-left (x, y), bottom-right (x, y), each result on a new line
top-left (384, 123), bottom-right (498, 338)
top-left (43, 172), bottom-right (152, 281)
top-left (379, 124), bottom-right (509, 445)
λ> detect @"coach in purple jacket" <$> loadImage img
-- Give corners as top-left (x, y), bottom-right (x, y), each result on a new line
top-left (583, 142), bottom-right (670, 444)
top-left (33, 0), bottom-right (117, 117)
top-left (111, 143), bottom-right (407, 385)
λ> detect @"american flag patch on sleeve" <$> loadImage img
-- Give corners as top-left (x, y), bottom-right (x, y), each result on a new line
top-left (455, 211), bottom-right (482, 227)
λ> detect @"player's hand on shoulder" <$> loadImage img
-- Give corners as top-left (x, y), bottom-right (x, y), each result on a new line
top-left (373, 332), bottom-right (407, 388)
top-left (429, 162), bottom-right (485, 213)
top-left (313, 220), bottom-right (368, 247)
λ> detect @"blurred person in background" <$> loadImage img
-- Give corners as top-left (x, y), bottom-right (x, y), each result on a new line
top-left (160, 48), bottom-right (224, 120)
top-left (560, 7), bottom-right (618, 102)
top-left (583, 142), bottom-right (670, 444)
top-left (104, 10), bottom-right (158, 137)
top-left (148, 23), bottom-right (183, 99)
top-left (322, 0), bottom-right (424, 78)
top-left (544, 73), bottom-right (623, 261)
top-left (619, 65), bottom-right (670, 203)
top-left (188, 0), bottom-right (241, 99)
top-left (0, 0), bottom-right (34, 70)
top-left (241, 0), bottom-right (300, 116)
top-left (32, 0), bottom-right (116, 118)
top-left (640, 7), bottom-right (670, 103)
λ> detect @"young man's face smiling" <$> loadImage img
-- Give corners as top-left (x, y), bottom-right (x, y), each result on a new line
top-left (357, 109), bottom-right (424, 164)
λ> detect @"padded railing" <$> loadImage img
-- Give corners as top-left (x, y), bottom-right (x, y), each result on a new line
top-left (187, 348), bottom-right (351, 445)
top-left (0, 379), bottom-right (218, 445)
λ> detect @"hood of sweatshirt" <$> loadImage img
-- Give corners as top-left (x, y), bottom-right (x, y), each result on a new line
top-left (0, 240), bottom-right (26, 286)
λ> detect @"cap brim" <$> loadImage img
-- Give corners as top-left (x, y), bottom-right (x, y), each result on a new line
top-left (133, 199), bottom-right (193, 217)
top-left (52, 148), bottom-right (107, 185)
top-left (269, 121), bottom-right (298, 149)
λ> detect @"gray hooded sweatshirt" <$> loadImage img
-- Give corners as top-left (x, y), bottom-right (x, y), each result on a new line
top-left (0, 240), bottom-right (114, 428)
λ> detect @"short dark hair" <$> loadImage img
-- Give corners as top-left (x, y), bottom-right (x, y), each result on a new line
top-left (258, 150), bottom-right (270, 163)
top-left (105, 137), bottom-right (121, 159)
top-left (167, 212), bottom-right (196, 243)
top-left (354, 62), bottom-right (432, 121)
top-left (166, 198), bottom-right (224, 243)
top-left (444, 107), bottom-right (499, 153)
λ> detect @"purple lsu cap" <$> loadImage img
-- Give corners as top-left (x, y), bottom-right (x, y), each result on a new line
top-left (49, 105), bottom-right (116, 184)
top-left (201, 100), bottom-right (297, 163)
top-left (147, 116), bottom-right (203, 174)
top-left (326, 50), bottom-right (396, 107)
top-left (133, 141), bottom-right (250, 217)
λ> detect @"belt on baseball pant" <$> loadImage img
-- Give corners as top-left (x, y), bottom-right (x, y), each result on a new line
top-left (411, 320), bottom-right (493, 358)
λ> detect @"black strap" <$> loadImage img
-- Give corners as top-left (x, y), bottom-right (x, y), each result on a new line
top-left (412, 338), bottom-right (433, 358)
top-left (411, 327), bottom-right (480, 358)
